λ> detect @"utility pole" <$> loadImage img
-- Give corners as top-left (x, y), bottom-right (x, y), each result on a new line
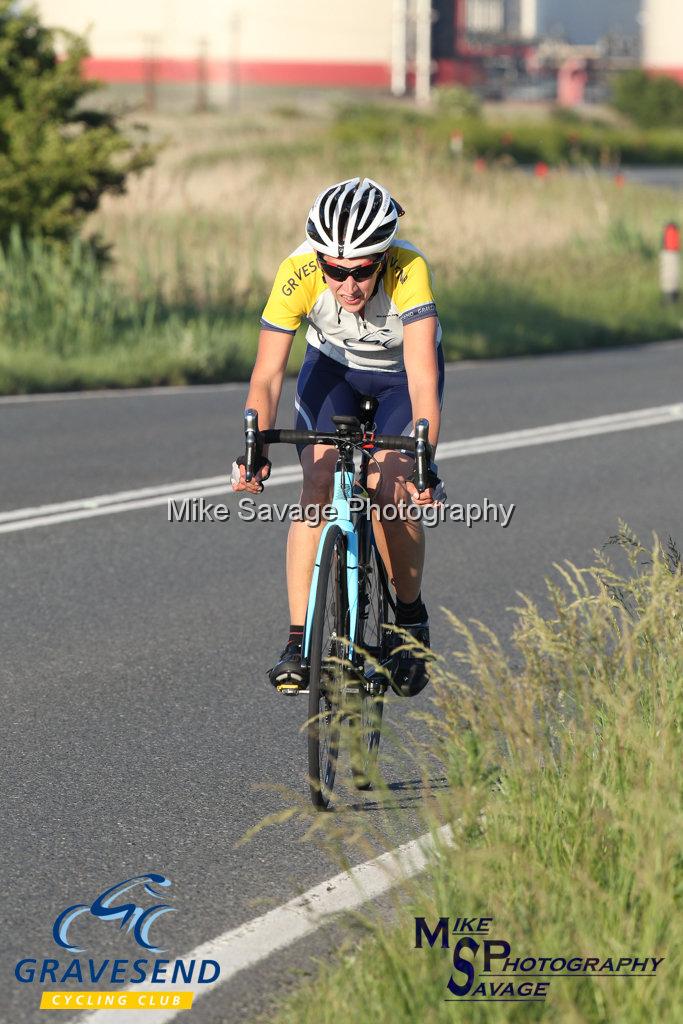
top-left (227, 5), bottom-right (241, 111)
top-left (142, 33), bottom-right (159, 112)
top-left (391, 0), bottom-right (408, 97)
top-left (195, 37), bottom-right (208, 112)
top-left (414, 0), bottom-right (432, 106)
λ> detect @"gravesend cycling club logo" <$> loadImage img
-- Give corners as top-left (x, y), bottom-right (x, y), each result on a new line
top-left (14, 872), bottom-right (220, 1012)
top-left (415, 915), bottom-right (665, 1004)
top-left (53, 873), bottom-right (175, 953)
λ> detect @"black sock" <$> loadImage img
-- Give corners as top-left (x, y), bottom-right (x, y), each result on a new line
top-left (395, 594), bottom-right (427, 625)
top-left (288, 624), bottom-right (305, 647)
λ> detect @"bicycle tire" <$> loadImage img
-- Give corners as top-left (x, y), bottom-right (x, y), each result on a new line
top-left (350, 537), bottom-right (391, 790)
top-left (307, 526), bottom-right (348, 810)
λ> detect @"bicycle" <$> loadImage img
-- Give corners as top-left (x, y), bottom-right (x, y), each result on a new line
top-left (241, 398), bottom-right (431, 810)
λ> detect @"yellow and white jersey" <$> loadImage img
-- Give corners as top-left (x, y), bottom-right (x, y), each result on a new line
top-left (260, 239), bottom-right (441, 371)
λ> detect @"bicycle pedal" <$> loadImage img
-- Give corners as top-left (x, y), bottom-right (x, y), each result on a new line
top-left (276, 682), bottom-right (305, 695)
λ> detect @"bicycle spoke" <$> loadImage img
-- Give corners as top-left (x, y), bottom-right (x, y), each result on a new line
top-left (350, 538), bottom-right (390, 790)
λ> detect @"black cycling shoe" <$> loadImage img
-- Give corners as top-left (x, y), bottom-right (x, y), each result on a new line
top-left (387, 620), bottom-right (433, 698)
top-left (268, 640), bottom-right (308, 694)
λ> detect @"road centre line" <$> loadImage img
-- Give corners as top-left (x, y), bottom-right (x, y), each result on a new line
top-left (72, 824), bottom-right (453, 1024)
top-left (435, 402), bottom-right (683, 458)
top-left (0, 468), bottom-right (302, 533)
top-left (2, 402), bottom-right (682, 535)
top-left (0, 476), bottom-right (230, 521)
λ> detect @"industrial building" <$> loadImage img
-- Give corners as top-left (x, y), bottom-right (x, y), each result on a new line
top-left (36, 0), bottom-right (407, 89)
top-left (30, 1), bottom-right (660, 97)
top-left (642, 0), bottom-right (683, 82)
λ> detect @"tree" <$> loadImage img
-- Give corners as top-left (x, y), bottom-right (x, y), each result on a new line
top-left (0, 0), bottom-right (154, 246)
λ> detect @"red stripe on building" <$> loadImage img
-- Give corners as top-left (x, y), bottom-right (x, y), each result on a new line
top-left (240, 61), bottom-right (389, 86)
top-left (83, 57), bottom-right (390, 88)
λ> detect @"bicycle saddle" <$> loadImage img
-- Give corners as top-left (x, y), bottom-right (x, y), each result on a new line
top-left (331, 415), bottom-right (361, 431)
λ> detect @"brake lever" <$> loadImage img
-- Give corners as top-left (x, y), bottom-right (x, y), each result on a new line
top-left (414, 419), bottom-right (429, 494)
top-left (244, 408), bottom-right (259, 483)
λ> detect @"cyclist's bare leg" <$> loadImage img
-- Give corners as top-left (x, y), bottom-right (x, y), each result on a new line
top-left (286, 444), bottom-right (336, 623)
top-left (367, 450), bottom-right (424, 603)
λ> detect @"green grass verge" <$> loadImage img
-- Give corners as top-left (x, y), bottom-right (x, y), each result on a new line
top-left (439, 243), bottom-right (683, 358)
top-left (2, 232), bottom-right (683, 394)
top-left (263, 529), bottom-right (682, 1024)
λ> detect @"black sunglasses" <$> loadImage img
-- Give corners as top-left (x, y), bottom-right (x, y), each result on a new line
top-left (317, 254), bottom-right (386, 282)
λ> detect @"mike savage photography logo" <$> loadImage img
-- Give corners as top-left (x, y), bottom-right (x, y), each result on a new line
top-left (415, 915), bottom-right (665, 1005)
top-left (15, 873), bottom-right (220, 1012)
top-left (168, 496), bottom-right (516, 529)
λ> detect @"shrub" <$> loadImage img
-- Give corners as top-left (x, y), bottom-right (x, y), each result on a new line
top-left (0, 0), bottom-right (154, 246)
top-left (330, 104), bottom-right (683, 168)
top-left (612, 69), bottom-right (683, 128)
top-left (433, 84), bottom-right (482, 119)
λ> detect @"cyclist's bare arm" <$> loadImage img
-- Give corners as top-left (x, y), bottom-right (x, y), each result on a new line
top-left (403, 316), bottom-right (442, 505)
top-left (246, 326), bottom-right (296, 427)
top-left (232, 327), bottom-right (294, 492)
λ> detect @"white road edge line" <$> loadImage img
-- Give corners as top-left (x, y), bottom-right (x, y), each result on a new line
top-left (72, 824), bottom-right (454, 1024)
top-left (0, 360), bottom-right (476, 406)
top-left (0, 383), bottom-right (245, 404)
top-left (4, 341), bottom-right (683, 405)
top-left (3, 403), bottom-right (682, 535)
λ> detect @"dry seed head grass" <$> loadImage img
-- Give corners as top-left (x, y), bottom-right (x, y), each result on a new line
top-left (262, 528), bottom-right (682, 867)
top-left (267, 532), bottom-right (681, 1024)
top-left (88, 112), bottom-right (665, 300)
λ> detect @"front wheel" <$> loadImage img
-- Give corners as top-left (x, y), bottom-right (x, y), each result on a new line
top-left (307, 526), bottom-right (349, 810)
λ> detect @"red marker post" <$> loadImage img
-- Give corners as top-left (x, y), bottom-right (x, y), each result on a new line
top-left (450, 131), bottom-right (464, 157)
top-left (660, 222), bottom-right (680, 303)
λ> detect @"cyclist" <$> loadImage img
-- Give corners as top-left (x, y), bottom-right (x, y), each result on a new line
top-left (231, 177), bottom-right (445, 697)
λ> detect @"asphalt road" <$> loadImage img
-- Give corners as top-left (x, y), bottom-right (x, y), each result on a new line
top-left (599, 166), bottom-right (683, 190)
top-left (520, 165), bottom-right (683, 190)
top-left (2, 340), bottom-right (682, 1024)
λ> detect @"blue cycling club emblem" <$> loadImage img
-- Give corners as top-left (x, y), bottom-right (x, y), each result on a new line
top-left (15, 871), bottom-right (220, 1007)
top-left (52, 873), bottom-right (175, 954)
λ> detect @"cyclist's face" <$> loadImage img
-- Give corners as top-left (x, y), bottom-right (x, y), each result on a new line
top-left (320, 256), bottom-right (383, 313)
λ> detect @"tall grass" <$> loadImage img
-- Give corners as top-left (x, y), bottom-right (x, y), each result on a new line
top-left (2, 107), bottom-right (683, 392)
top-left (0, 227), bottom-right (260, 391)
top-left (265, 528), bottom-right (682, 1023)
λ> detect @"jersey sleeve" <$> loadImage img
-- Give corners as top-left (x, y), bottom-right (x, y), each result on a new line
top-left (260, 257), bottom-right (308, 334)
top-left (391, 251), bottom-right (438, 326)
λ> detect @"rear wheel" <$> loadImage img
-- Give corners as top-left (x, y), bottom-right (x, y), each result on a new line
top-left (350, 537), bottom-right (391, 790)
top-left (307, 526), bottom-right (349, 810)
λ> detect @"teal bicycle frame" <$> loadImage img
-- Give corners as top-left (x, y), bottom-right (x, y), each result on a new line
top-left (242, 405), bottom-right (430, 676)
top-left (302, 460), bottom-right (359, 664)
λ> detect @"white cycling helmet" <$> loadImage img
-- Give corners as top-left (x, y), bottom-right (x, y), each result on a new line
top-left (306, 177), bottom-right (404, 259)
